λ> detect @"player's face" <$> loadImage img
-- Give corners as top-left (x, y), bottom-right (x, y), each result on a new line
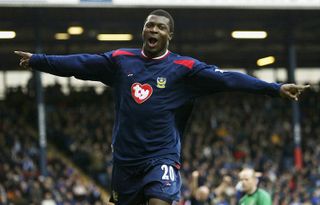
top-left (142, 15), bottom-right (173, 58)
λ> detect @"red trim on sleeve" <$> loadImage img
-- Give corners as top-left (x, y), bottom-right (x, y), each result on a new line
top-left (112, 50), bottom-right (135, 57)
top-left (174, 59), bottom-right (195, 70)
top-left (175, 163), bottom-right (181, 170)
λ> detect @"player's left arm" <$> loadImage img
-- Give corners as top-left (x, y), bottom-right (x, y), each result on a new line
top-left (279, 83), bottom-right (309, 101)
top-left (189, 64), bottom-right (309, 99)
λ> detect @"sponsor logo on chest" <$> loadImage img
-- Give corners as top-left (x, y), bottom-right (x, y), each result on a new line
top-left (131, 76), bottom-right (167, 104)
top-left (131, 83), bottom-right (153, 104)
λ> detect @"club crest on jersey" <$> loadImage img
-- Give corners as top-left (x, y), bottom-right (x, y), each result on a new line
top-left (131, 83), bottom-right (153, 104)
top-left (156, 77), bottom-right (167, 88)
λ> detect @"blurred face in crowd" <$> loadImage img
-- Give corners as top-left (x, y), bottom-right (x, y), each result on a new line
top-left (239, 169), bottom-right (258, 194)
top-left (195, 185), bottom-right (210, 202)
top-left (142, 15), bottom-right (173, 58)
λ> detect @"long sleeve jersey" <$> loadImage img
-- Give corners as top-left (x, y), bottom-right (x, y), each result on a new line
top-left (29, 48), bottom-right (281, 166)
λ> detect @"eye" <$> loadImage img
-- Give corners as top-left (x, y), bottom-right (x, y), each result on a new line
top-left (145, 22), bottom-right (153, 28)
top-left (158, 25), bottom-right (167, 30)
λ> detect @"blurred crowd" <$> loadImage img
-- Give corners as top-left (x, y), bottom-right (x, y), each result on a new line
top-left (1, 81), bottom-right (319, 205)
top-left (179, 88), bottom-right (320, 205)
top-left (0, 87), bottom-right (106, 205)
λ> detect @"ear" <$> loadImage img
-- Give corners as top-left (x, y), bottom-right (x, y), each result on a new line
top-left (168, 32), bottom-right (174, 41)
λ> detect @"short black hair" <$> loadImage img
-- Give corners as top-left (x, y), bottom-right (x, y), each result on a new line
top-left (148, 9), bottom-right (174, 33)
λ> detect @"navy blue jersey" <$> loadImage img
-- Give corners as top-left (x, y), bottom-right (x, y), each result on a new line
top-left (29, 48), bottom-right (281, 166)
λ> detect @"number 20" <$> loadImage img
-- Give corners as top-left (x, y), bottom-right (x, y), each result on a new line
top-left (161, 165), bottom-right (175, 181)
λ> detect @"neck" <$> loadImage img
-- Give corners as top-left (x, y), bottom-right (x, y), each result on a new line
top-left (141, 49), bottom-right (169, 59)
top-left (248, 187), bottom-right (258, 195)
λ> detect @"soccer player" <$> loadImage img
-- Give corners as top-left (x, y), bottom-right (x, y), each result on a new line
top-left (238, 168), bottom-right (272, 205)
top-left (15, 9), bottom-right (308, 205)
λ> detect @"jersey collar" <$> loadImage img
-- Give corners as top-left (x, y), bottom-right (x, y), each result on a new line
top-left (141, 49), bottom-right (170, 60)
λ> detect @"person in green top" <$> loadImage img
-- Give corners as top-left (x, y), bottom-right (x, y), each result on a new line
top-left (238, 168), bottom-right (272, 205)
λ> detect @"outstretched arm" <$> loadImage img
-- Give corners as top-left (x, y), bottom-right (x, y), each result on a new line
top-left (15, 50), bottom-right (116, 85)
top-left (189, 64), bottom-right (309, 100)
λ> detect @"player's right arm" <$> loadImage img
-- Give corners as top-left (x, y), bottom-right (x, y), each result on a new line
top-left (15, 50), bottom-right (116, 86)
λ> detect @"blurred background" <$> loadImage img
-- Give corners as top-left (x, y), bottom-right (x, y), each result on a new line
top-left (0, 0), bottom-right (319, 204)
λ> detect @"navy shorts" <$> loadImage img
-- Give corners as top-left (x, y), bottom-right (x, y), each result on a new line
top-left (109, 158), bottom-right (181, 205)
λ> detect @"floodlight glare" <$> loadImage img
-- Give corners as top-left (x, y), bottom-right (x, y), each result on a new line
top-left (0, 31), bottom-right (16, 39)
top-left (97, 34), bottom-right (133, 41)
top-left (257, 56), bottom-right (275, 66)
top-left (68, 26), bottom-right (84, 35)
top-left (231, 31), bottom-right (267, 39)
top-left (55, 33), bottom-right (70, 40)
